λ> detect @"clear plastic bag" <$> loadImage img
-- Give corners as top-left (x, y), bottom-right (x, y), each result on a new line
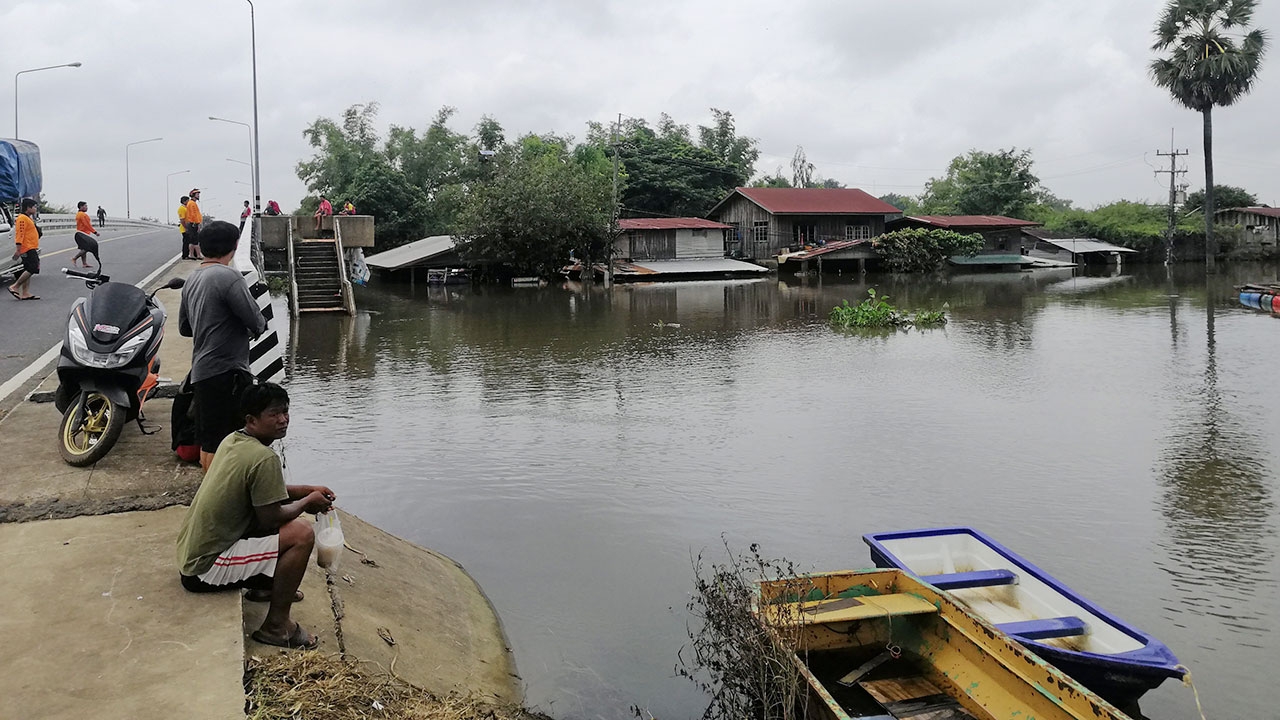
top-left (314, 510), bottom-right (344, 570)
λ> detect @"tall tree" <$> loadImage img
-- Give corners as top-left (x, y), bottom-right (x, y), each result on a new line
top-left (917, 148), bottom-right (1041, 218)
top-left (791, 146), bottom-right (814, 189)
top-left (697, 108), bottom-right (760, 186)
top-left (1150, 0), bottom-right (1268, 270)
top-left (1183, 184), bottom-right (1258, 214)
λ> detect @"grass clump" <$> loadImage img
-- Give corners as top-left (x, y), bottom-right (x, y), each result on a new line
top-left (245, 651), bottom-right (550, 720)
top-left (829, 289), bottom-right (948, 330)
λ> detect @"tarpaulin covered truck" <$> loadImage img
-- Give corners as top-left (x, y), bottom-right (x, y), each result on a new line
top-left (1, 139), bottom-right (42, 279)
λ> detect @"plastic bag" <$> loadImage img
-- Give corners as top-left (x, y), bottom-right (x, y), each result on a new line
top-left (314, 510), bottom-right (344, 570)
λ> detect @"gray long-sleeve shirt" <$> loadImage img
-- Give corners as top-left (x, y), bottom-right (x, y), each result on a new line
top-left (178, 263), bottom-right (267, 383)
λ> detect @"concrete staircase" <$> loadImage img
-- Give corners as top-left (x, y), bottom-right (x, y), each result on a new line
top-left (293, 240), bottom-right (346, 311)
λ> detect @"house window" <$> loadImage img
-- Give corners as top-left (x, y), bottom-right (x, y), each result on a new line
top-left (793, 224), bottom-right (819, 246)
top-left (845, 225), bottom-right (871, 240)
top-left (691, 229), bottom-right (707, 237)
top-left (753, 222), bottom-right (769, 245)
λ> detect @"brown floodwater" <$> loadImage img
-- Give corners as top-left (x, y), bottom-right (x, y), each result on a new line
top-left (277, 262), bottom-right (1279, 720)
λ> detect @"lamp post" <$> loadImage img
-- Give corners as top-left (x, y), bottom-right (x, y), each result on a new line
top-left (246, 0), bottom-right (264, 271)
top-left (14, 62), bottom-right (81, 138)
top-left (208, 116), bottom-right (254, 198)
top-left (166, 170), bottom-right (190, 225)
top-left (125, 138), bottom-right (162, 219)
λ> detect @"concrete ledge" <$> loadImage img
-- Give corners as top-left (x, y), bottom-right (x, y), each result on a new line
top-left (28, 382), bottom-right (182, 404)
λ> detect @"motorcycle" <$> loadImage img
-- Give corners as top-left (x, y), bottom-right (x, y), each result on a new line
top-left (54, 268), bottom-right (185, 466)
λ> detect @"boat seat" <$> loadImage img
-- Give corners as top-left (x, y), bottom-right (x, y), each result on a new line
top-left (920, 569), bottom-right (1017, 590)
top-left (996, 616), bottom-right (1088, 640)
top-left (761, 592), bottom-right (938, 627)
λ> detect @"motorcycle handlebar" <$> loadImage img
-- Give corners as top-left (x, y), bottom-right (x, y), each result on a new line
top-left (62, 267), bottom-right (110, 283)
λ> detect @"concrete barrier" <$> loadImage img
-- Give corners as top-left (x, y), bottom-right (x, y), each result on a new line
top-left (32, 214), bottom-right (167, 234)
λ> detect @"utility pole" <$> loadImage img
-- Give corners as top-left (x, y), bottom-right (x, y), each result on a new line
top-left (1156, 129), bottom-right (1189, 266)
top-left (606, 112), bottom-right (621, 288)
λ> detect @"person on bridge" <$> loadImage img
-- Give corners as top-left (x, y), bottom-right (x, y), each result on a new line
top-left (8, 198), bottom-right (41, 300)
top-left (71, 201), bottom-right (102, 271)
top-left (239, 200), bottom-right (252, 234)
top-left (175, 381), bottom-right (335, 650)
top-left (179, 220), bottom-right (267, 471)
top-left (96, 205), bottom-right (106, 227)
top-left (313, 194), bottom-right (332, 233)
top-left (264, 199), bottom-right (281, 216)
top-left (184, 188), bottom-right (203, 260)
top-left (178, 195), bottom-right (191, 259)
top-left (339, 200), bottom-right (356, 215)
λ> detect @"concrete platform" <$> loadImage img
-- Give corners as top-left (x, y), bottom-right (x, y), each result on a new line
top-left (0, 507), bottom-right (244, 720)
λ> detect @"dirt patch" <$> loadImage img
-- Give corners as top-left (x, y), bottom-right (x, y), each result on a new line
top-left (0, 486), bottom-right (197, 523)
top-left (244, 651), bottom-right (550, 720)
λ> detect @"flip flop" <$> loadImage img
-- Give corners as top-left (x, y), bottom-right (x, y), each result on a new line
top-left (245, 588), bottom-right (304, 603)
top-left (20, 296), bottom-right (40, 301)
top-left (251, 622), bottom-right (317, 650)
top-left (7, 289), bottom-right (18, 300)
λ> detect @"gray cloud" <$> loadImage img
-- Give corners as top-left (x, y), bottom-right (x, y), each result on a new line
top-left (7, 0), bottom-right (1280, 223)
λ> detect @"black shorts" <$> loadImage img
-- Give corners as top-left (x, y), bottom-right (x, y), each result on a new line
top-left (20, 249), bottom-right (39, 275)
top-left (74, 232), bottom-right (99, 254)
top-left (193, 370), bottom-right (252, 453)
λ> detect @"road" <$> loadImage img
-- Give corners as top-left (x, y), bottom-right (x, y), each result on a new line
top-left (0, 224), bottom-right (182, 404)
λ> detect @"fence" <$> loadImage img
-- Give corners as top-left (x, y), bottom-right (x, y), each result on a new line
top-left (32, 214), bottom-right (166, 234)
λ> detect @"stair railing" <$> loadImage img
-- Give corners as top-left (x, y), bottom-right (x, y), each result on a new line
top-left (333, 217), bottom-right (356, 315)
top-left (286, 217), bottom-right (300, 317)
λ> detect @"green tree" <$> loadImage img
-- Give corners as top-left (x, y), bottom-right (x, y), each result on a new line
top-left (749, 168), bottom-right (791, 188)
top-left (697, 108), bottom-right (760, 186)
top-left (455, 134), bottom-right (612, 277)
top-left (1183, 184), bottom-right (1258, 214)
top-left (918, 148), bottom-right (1041, 218)
top-left (1150, 0), bottom-right (1268, 269)
top-left (296, 102), bottom-right (383, 201)
top-left (790, 146), bottom-right (814, 188)
top-left (878, 193), bottom-right (918, 213)
top-left (872, 228), bottom-right (984, 272)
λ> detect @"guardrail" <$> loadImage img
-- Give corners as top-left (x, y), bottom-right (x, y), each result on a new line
top-left (32, 214), bottom-right (167, 233)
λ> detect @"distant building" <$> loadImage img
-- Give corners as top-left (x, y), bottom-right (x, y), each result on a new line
top-left (707, 187), bottom-right (903, 260)
top-left (1215, 206), bottom-right (1280, 248)
top-left (1022, 228), bottom-right (1137, 267)
top-left (887, 215), bottom-right (1042, 270)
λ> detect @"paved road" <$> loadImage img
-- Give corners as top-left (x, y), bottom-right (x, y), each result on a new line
top-left (0, 224), bottom-right (182, 397)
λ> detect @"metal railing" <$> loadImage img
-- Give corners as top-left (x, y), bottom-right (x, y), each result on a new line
top-left (28, 214), bottom-right (166, 233)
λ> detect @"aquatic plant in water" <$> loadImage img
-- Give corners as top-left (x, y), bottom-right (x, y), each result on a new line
top-left (829, 289), bottom-right (947, 330)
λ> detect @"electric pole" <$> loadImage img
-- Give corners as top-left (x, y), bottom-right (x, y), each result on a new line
top-left (1156, 130), bottom-right (1189, 266)
top-left (606, 112), bottom-right (622, 287)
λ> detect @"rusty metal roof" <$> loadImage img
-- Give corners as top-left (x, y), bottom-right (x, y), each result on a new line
top-left (712, 187), bottom-right (902, 216)
top-left (778, 239), bottom-right (871, 260)
top-left (1216, 206), bottom-right (1280, 218)
top-left (618, 217), bottom-right (731, 231)
top-left (901, 215), bottom-right (1042, 229)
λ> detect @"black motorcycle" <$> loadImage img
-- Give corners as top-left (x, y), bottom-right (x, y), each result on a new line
top-left (54, 268), bottom-right (185, 466)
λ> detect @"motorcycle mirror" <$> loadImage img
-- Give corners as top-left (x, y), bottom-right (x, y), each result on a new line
top-left (165, 277), bottom-right (186, 290)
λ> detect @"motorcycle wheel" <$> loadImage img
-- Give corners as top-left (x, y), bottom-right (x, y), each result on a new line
top-left (59, 391), bottom-right (126, 466)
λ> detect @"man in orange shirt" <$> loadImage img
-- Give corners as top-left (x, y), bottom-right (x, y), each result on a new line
top-left (8, 198), bottom-right (41, 300)
top-left (184, 188), bottom-right (204, 259)
top-left (72, 201), bottom-right (102, 270)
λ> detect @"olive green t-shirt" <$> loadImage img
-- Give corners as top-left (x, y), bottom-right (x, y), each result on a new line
top-left (176, 431), bottom-right (289, 577)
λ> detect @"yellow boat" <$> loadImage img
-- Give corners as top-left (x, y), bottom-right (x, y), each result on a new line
top-left (756, 569), bottom-right (1132, 720)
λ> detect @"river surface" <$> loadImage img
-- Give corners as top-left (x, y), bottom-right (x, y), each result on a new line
top-left (279, 263), bottom-right (1279, 720)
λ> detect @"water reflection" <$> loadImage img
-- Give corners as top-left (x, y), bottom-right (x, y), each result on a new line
top-left (281, 264), bottom-right (1280, 720)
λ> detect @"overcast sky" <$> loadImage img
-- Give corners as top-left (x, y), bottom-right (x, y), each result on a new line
top-left (5, 0), bottom-right (1280, 223)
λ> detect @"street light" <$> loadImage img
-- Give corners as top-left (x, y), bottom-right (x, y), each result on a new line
top-left (125, 137), bottom-right (162, 219)
top-left (209, 116), bottom-right (254, 202)
top-left (246, 0), bottom-right (264, 270)
top-left (14, 62), bottom-right (81, 138)
top-left (166, 170), bottom-right (190, 225)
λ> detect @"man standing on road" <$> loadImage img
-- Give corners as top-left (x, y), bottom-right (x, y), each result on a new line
top-left (239, 200), bottom-right (252, 234)
top-left (96, 205), bottom-right (106, 227)
top-left (176, 381), bottom-right (335, 650)
top-left (184, 188), bottom-right (203, 260)
top-left (178, 195), bottom-right (190, 259)
top-left (8, 198), bottom-right (41, 301)
top-left (71, 201), bottom-right (102, 270)
top-left (179, 220), bottom-right (267, 471)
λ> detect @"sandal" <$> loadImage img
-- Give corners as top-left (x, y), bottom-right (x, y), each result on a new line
top-left (245, 588), bottom-right (303, 603)
top-left (251, 622), bottom-right (317, 650)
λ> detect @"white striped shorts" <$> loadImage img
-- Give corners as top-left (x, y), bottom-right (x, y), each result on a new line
top-left (197, 535), bottom-right (279, 586)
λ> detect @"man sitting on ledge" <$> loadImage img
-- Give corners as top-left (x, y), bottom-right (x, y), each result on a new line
top-left (176, 382), bottom-right (336, 649)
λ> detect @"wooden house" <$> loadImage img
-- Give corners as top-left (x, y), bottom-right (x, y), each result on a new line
top-left (707, 187), bottom-right (903, 260)
top-left (887, 215), bottom-right (1041, 270)
top-left (1215, 206), bottom-right (1280, 249)
top-left (615, 217), bottom-right (730, 261)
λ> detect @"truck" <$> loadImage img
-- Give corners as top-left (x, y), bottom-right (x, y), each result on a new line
top-left (0, 138), bottom-right (42, 281)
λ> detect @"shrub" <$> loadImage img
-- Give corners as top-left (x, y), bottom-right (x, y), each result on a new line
top-left (872, 228), bottom-right (984, 273)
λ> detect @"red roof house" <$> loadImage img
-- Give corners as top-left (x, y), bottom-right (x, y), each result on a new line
top-left (707, 187), bottom-right (903, 259)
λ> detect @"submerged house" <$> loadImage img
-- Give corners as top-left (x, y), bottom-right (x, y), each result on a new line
top-left (707, 187), bottom-right (903, 260)
top-left (1021, 228), bottom-right (1137, 267)
top-left (611, 217), bottom-right (768, 281)
top-left (887, 215), bottom-right (1041, 270)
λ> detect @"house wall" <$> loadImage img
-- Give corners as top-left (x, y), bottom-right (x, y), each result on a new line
top-left (676, 228), bottom-right (724, 259)
top-left (1217, 210), bottom-right (1280, 247)
top-left (710, 194), bottom-right (887, 259)
top-left (973, 228), bottom-right (1025, 254)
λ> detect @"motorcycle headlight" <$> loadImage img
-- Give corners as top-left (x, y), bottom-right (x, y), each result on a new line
top-left (67, 321), bottom-right (154, 369)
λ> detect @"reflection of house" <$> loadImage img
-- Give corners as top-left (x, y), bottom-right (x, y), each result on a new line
top-left (887, 215), bottom-right (1041, 270)
top-left (1022, 229), bottom-right (1137, 266)
top-left (707, 187), bottom-right (903, 260)
top-left (610, 217), bottom-right (769, 282)
top-left (1214, 206), bottom-right (1280, 247)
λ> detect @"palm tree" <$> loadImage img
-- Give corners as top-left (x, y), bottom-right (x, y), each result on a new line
top-left (1150, 0), bottom-right (1268, 271)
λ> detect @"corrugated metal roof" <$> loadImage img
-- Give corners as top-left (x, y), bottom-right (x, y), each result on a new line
top-left (616, 258), bottom-right (769, 275)
top-left (365, 235), bottom-right (457, 270)
top-left (1216, 206), bottom-right (1280, 218)
top-left (904, 215), bottom-right (1042, 229)
top-left (778, 239), bottom-right (870, 260)
top-left (618, 217), bottom-right (731, 231)
top-left (715, 187), bottom-right (902, 215)
top-left (948, 253), bottom-right (1033, 266)
top-left (1031, 237), bottom-right (1136, 254)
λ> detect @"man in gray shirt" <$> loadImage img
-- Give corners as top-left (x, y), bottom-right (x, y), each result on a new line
top-left (179, 220), bottom-right (267, 471)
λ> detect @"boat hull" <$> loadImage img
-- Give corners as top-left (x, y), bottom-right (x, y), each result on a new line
top-left (864, 527), bottom-right (1184, 709)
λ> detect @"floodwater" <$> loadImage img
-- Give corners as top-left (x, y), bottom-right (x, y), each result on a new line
top-left (279, 263), bottom-right (1279, 720)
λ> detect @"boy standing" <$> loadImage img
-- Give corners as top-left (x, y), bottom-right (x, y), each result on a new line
top-left (8, 198), bottom-right (40, 300)
top-left (184, 188), bottom-right (204, 260)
